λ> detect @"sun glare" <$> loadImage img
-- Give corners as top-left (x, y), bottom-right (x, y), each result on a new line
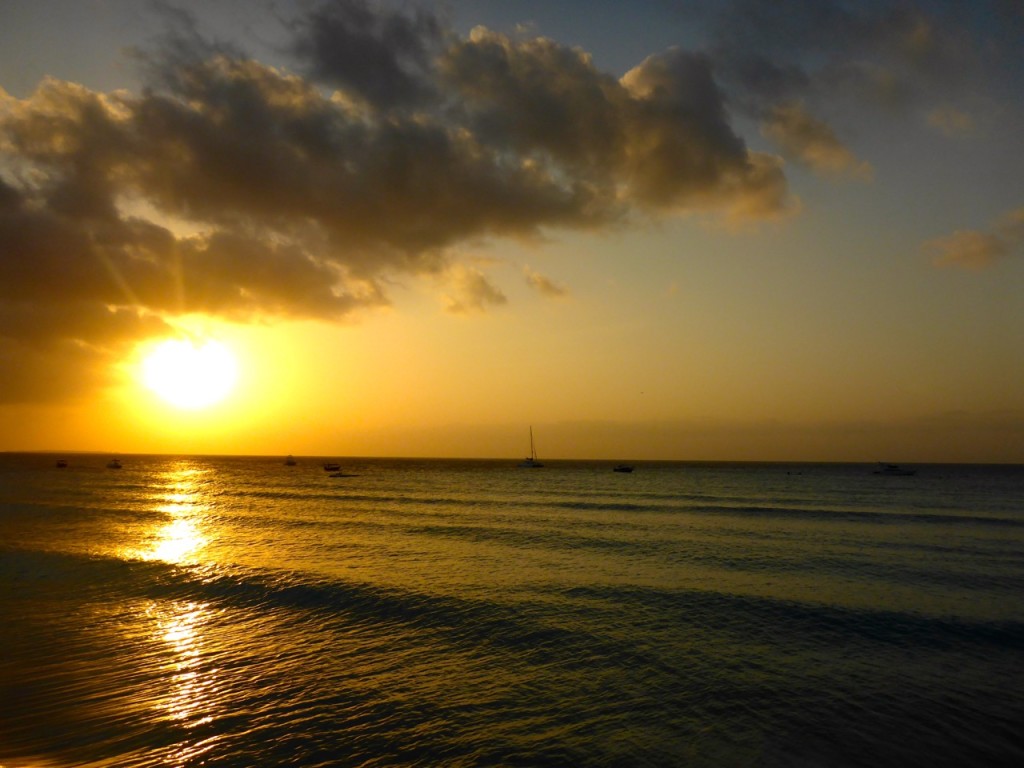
top-left (142, 338), bottom-right (238, 410)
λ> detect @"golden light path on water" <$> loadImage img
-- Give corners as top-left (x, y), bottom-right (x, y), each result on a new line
top-left (145, 463), bottom-right (210, 565)
top-left (134, 461), bottom-right (221, 756)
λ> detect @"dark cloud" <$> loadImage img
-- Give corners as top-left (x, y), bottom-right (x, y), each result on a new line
top-left (127, 2), bottom-right (248, 95)
top-left (0, 336), bottom-right (106, 404)
top-left (619, 50), bottom-right (789, 215)
top-left (442, 35), bottom-right (789, 217)
top-left (702, 0), bottom-right (1007, 172)
top-left (440, 28), bottom-right (625, 178)
top-left (289, 0), bottom-right (444, 110)
top-left (709, 0), bottom-right (980, 106)
top-left (0, 300), bottom-right (169, 404)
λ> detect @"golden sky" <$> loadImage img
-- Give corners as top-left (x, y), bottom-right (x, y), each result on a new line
top-left (0, 1), bottom-right (1022, 462)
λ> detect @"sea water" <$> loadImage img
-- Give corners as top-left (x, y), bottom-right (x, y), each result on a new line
top-left (1, 454), bottom-right (1022, 767)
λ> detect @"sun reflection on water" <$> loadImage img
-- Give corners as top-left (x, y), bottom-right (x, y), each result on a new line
top-left (147, 600), bottom-right (219, 732)
top-left (135, 463), bottom-right (226, 759)
top-left (151, 517), bottom-right (207, 563)
top-left (139, 462), bottom-right (213, 565)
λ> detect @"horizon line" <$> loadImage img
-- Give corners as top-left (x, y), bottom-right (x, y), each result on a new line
top-left (3, 451), bottom-right (1020, 467)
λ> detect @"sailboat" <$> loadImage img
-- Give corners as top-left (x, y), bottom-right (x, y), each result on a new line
top-left (518, 426), bottom-right (544, 468)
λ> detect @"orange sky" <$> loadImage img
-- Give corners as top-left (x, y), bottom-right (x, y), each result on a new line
top-left (1, 1), bottom-right (1022, 462)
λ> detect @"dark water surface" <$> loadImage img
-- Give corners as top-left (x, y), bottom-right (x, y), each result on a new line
top-left (2, 455), bottom-right (1023, 766)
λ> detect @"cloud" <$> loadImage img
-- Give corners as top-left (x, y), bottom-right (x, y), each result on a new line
top-left (926, 105), bottom-right (975, 137)
top-left (926, 207), bottom-right (1024, 270)
top-left (440, 28), bottom-right (625, 183)
top-left (443, 264), bottom-right (507, 314)
top-left (708, 0), bottom-right (983, 110)
top-left (702, 0), bottom-right (1008, 185)
top-left (927, 230), bottom-right (1009, 271)
top-left (0, 1), bottom-right (815, 404)
top-left (12, 0), bottom-right (1010, 405)
top-left (618, 50), bottom-right (793, 215)
top-left (0, 0), bottom-right (1015, 407)
top-left (997, 207), bottom-right (1024, 242)
top-left (761, 102), bottom-right (873, 180)
top-left (289, 0), bottom-right (444, 111)
top-left (524, 267), bottom-right (567, 298)
top-left (440, 35), bottom-right (795, 219)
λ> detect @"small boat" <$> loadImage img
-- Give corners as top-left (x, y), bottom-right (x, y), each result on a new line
top-left (106, 458), bottom-right (122, 469)
top-left (518, 427), bottom-right (544, 468)
top-left (56, 459), bottom-right (68, 468)
top-left (613, 464), bottom-right (634, 473)
top-left (323, 462), bottom-right (341, 472)
top-left (873, 462), bottom-right (916, 476)
top-left (285, 455), bottom-right (297, 466)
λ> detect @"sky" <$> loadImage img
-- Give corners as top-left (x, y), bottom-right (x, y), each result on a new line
top-left (0, 0), bottom-right (1022, 462)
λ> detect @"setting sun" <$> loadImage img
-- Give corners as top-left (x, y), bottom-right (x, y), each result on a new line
top-left (141, 339), bottom-right (238, 410)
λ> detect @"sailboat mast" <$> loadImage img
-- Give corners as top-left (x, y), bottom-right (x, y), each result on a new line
top-left (518, 426), bottom-right (544, 467)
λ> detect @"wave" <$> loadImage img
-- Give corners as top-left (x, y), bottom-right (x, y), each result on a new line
top-left (7, 545), bottom-right (1022, 659)
top-left (236, 491), bottom-right (1024, 528)
top-left (562, 583), bottom-right (1024, 653)
top-left (2, 546), bottom-right (636, 682)
top-left (5, 544), bottom-right (1024, 768)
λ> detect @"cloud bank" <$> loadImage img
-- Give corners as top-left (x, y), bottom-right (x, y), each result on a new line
top-left (0, 1), bottom-right (793, 402)
top-left (0, 0), bottom-right (1012, 403)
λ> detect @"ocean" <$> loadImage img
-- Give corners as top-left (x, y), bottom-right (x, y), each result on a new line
top-left (1, 454), bottom-right (1022, 767)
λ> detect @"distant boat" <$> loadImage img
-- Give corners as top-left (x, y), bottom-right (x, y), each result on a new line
top-left (55, 459), bottom-right (68, 468)
top-left (285, 455), bottom-right (297, 466)
top-left (106, 458), bottom-right (122, 469)
top-left (323, 462), bottom-right (341, 472)
top-left (518, 427), bottom-right (544, 468)
top-left (613, 464), bottom-right (634, 473)
top-left (873, 462), bottom-right (916, 476)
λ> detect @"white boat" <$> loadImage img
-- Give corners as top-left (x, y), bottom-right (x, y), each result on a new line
top-left (873, 462), bottom-right (916, 476)
top-left (518, 427), bottom-right (544, 468)
top-left (323, 462), bottom-right (341, 472)
top-left (285, 455), bottom-right (297, 466)
top-left (613, 464), bottom-right (634, 473)
top-left (106, 458), bottom-right (122, 469)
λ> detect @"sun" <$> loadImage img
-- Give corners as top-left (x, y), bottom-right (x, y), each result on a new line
top-left (142, 338), bottom-right (238, 409)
